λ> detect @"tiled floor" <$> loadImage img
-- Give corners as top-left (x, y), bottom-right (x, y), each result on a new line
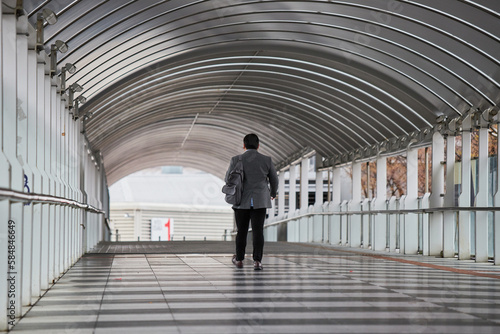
top-left (11, 242), bottom-right (500, 333)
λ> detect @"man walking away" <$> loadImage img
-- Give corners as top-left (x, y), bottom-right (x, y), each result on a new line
top-left (224, 133), bottom-right (279, 270)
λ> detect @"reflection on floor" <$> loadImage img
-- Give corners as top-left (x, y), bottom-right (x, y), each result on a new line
top-left (11, 241), bottom-right (500, 333)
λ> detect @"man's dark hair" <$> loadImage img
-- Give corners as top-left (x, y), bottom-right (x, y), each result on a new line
top-left (244, 133), bottom-right (259, 149)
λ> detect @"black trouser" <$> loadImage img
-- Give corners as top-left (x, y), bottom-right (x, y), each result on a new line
top-left (234, 208), bottom-right (266, 262)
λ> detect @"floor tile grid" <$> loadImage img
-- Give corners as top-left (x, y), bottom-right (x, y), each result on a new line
top-left (172, 255), bottom-right (258, 332)
top-left (273, 255), bottom-right (436, 332)
top-left (10, 245), bottom-right (500, 334)
top-left (96, 255), bottom-right (181, 333)
top-left (12, 255), bottom-right (115, 333)
top-left (149, 254), bottom-right (465, 333)
top-left (294, 254), bottom-right (500, 333)
top-left (156, 254), bottom-right (345, 334)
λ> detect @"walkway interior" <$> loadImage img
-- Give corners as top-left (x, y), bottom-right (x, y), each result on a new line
top-left (11, 241), bottom-right (500, 334)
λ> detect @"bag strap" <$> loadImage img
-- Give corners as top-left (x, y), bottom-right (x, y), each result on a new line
top-left (237, 154), bottom-right (244, 173)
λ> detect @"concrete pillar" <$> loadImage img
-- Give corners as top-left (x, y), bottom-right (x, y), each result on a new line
top-left (1, 7), bottom-right (10, 330)
top-left (475, 127), bottom-right (489, 262)
top-left (17, 15), bottom-right (35, 309)
top-left (373, 156), bottom-right (387, 251)
top-left (67, 101), bottom-right (77, 266)
top-left (2, 11), bottom-right (25, 323)
top-left (53, 93), bottom-right (62, 278)
top-left (134, 209), bottom-right (142, 241)
top-left (48, 78), bottom-right (58, 282)
top-left (40, 56), bottom-right (51, 291)
top-left (80, 137), bottom-right (88, 253)
top-left (60, 97), bottom-right (69, 274)
top-left (330, 166), bottom-right (341, 245)
top-left (332, 166), bottom-right (341, 204)
top-left (300, 157), bottom-right (309, 211)
top-left (32, 51), bottom-right (46, 300)
top-left (315, 155), bottom-right (323, 205)
top-left (79, 122), bottom-right (86, 256)
top-left (350, 161), bottom-right (362, 247)
top-left (405, 148), bottom-right (419, 254)
top-left (429, 131), bottom-right (444, 256)
top-left (289, 164), bottom-right (297, 213)
top-left (278, 170), bottom-right (285, 217)
top-left (443, 135), bottom-right (456, 258)
top-left (458, 115), bottom-right (472, 260)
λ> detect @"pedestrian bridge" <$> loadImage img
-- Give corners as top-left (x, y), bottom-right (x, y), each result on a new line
top-left (1, 0), bottom-right (500, 331)
top-left (10, 241), bottom-right (500, 333)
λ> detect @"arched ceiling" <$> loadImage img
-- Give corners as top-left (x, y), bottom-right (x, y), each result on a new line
top-left (24, 0), bottom-right (500, 184)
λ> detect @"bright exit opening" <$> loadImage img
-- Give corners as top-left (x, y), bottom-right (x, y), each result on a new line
top-left (108, 166), bottom-right (234, 242)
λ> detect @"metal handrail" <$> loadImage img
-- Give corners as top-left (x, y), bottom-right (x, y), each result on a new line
top-left (0, 187), bottom-right (105, 214)
top-left (265, 206), bottom-right (500, 228)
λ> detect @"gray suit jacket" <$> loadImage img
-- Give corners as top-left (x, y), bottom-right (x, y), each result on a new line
top-left (224, 149), bottom-right (279, 209)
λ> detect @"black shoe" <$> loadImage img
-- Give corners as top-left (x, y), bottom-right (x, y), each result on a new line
top-left (254, 261), bottom-right (263, 271)
top-left (232, 255), bottom-right (243, 268)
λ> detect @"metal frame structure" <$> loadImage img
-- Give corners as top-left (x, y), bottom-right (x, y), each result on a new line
top-left (16, 0), bottom-right (499, 184)
top-left (266, 108), bottom-right (500, 265)
top-left (1, 3), bottom-right (109, 330)
top-left (1, 0), bottom-right (500, 330)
